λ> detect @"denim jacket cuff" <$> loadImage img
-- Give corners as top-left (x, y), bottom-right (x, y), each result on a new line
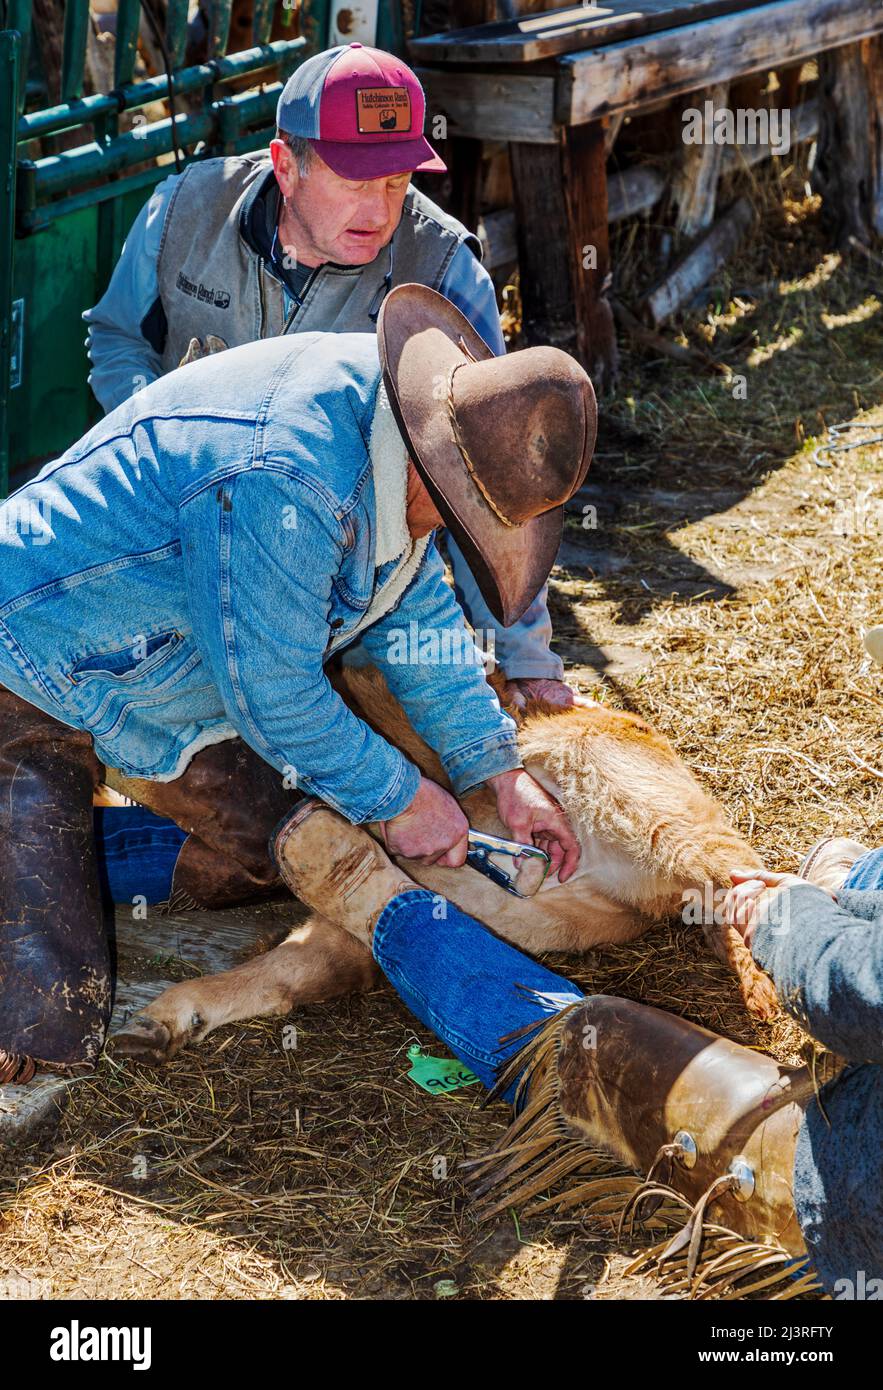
top-left (444, 734), bottom-right (523, 797)
top-left (348, 756), bottom-right (422, 825)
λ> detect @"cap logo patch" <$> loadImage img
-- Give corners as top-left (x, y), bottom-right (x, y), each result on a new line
top-left (355, 86), bottom-right (411, 134)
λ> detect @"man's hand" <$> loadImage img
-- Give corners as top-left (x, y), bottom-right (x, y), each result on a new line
top-left (723, 867), bottom-right (835, 948)
top-left (508, 677), bottom-right (599, 712)
top-left (379, 776), bottom-right (469, 868)
top-left (487, 768), bottom-right (581, 883)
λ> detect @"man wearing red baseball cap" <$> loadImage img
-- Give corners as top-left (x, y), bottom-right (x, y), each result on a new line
top-left (79, 43), bottom-right (581, 916)
top-left (85, 44), bottom-right (573, 716)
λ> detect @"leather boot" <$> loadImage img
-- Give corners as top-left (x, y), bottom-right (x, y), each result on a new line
top-left (470, 996), bottom-right (837, 1273)
top-left (273, 799), bottom-right (419, 947)
top-left (798, 837), bottom-right (869, 894)
top-left (105, 737), bottom-right (303, 910)
top-left (0, 687), bottom-right (110, 1079)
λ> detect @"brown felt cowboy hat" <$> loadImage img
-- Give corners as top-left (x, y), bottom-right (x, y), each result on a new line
top-left (377, 284), bottom-right (597, 626)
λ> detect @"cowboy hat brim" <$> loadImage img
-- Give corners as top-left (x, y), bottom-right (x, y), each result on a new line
top-left (377, 284), bottom-right (564, 628)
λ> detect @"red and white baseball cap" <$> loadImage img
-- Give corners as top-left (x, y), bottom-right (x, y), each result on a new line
top-left (276, 43), bottom-right (447, 181)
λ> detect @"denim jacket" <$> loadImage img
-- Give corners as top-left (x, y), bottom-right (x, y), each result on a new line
top-left (0, 332), bottom-right (520, 822)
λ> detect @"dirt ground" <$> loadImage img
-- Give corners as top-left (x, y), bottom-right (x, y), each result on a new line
top-left (2, 165), bottom-right (883, 1300)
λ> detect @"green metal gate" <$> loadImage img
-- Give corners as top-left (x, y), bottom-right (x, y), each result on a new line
top-left (0, 1), bottom-right (344, 495)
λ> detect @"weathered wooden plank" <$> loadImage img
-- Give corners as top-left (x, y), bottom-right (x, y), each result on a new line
top-left (509, 138), bottom-right (580, 345)
top-left (563, 121), bottom-right (618, 389)
top-left (558, 0), bottom-right (883, 125)
top-left (481, 163), bottom-right (664, 269)
top-left (0, 981), bottom-right (170, 1146)
top-left (672, 82), bottom-right (730, 236)
top-left (509, 121), bottom-right (618, 387)
top-left (0, 1075), bottom-right (72, 1143)
top-left (0, 901), bottom-right (300, 1146)
top-left (607, 163), bottom-right (667, 220)
top-left (478, 208), bottom-right (518, 268)
top-left (814, 37), bottom-right (883, 245)
top-left (640, 195), bottom-right (753, 323)
top-left (114, 905), bottom-right (289, 976)
top-left (476, 99), bottom-right (816, 270)
top-left (410, 0), bottom-right (773, 65)
top-left (110, 979), bottom-right (172, 1031)
top-left (720, 95), bottom-right (818, 170)
top-left (417, 68), bottom-right (558, 143)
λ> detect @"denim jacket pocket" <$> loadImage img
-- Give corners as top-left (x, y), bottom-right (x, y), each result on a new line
top-left (326, 578), bottom-right (371, 649)
top-left (66, 629), bottom-right (198, 739)
top-left (69, 629), bottom-right (185, 685)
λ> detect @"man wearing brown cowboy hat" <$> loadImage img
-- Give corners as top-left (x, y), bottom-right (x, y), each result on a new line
top-left (0, 285), bottom-right (595, 1080)
top-left (86, 43), bottom-right (574, 715)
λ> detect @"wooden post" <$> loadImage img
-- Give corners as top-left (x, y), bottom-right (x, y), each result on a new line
top-left (446, 136), bottom-right (484, 235)
top-left (640, 196), bottom-right (754, 325)
top-left (815, 37), bottom-right (883, 247)
top-left (671, 82), bottom-right (730, 239)
top-left (509, 121), bottom-right (617, 392)
top-left (563, 122), bottom-right (618, 389)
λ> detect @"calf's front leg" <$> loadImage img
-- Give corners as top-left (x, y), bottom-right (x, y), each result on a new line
top-left (109, 915), bottom-right (381, 1063)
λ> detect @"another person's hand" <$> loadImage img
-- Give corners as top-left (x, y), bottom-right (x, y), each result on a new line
top-left (723, 867), bottom-right (836, 948)
top-left (507, 677), bottom-right (597, 711)
top-left (486, 768), bottom-right (581, 883)
top-left (379, 776), bottom-right (469, 868)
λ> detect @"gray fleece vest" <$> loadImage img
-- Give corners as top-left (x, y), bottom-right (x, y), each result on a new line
top-left (156, 153), bottom-right (478, 372)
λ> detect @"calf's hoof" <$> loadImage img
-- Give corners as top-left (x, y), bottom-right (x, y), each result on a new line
top-left (108, 1015), bottom-right (176, 1066)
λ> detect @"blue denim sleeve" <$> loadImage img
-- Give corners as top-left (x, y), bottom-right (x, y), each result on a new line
top-left (438, 242), bottom-right (506, 355)
top-left (353, 545), bottom-right (523, 795)
top-left (179, 469), bottom-right (421, 823)
top-left (752, 882), bottom-right (883, 1063)
top-left (83, 175), bottom-right (176, 413)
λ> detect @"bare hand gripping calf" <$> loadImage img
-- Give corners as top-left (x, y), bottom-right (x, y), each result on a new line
top-left (0, 283), bottom-right (594, 1079)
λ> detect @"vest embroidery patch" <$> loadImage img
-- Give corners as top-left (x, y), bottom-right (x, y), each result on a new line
top-left (355, 87), bottom-right (411, 134)
top-left (176, 271), bottom-right (231, 309)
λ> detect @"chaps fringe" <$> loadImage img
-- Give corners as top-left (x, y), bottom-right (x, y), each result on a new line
top-left (465, 1003), bottom-right (825, 1301)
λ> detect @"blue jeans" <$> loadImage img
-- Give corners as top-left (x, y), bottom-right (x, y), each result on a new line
top-left (372, 888), bottom-right (583, 1100)
top-left (94, 816), bottom-right (582, 1096)
top-left (841, 847), bottom-right (883, 891)
top-left (93, 806), bottom-right (185, 905)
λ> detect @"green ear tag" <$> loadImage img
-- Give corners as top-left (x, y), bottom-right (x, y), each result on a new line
top-left (406, 1045), bottom-right (479, 1095)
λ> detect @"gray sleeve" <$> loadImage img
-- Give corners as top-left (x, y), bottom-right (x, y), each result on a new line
top-left (835, 888), bottom-right (883, 922)
top-left (438, 241), bottom-right (506, 356)
top-left (83, 175), bottom-right (176, 412)
top-left (751, 882), bottom-right (883, 1062)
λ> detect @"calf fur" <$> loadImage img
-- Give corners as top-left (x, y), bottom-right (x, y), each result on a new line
top-left (112, 666), bottom-right (775, 1063)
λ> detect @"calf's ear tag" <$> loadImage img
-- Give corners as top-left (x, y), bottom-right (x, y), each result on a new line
top-left (405, 1045), bottom-right (479, 1095)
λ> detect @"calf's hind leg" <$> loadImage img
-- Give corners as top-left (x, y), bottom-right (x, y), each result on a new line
top-left (110, 915), bottom-right (381, 1063)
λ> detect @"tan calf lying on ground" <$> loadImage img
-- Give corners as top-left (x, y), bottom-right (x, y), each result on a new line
top-left (112, 666), bottom-right (776, 1063)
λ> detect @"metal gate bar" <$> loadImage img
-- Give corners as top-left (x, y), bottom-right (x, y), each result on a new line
top-left (0, 0), bottom-right (333, 495)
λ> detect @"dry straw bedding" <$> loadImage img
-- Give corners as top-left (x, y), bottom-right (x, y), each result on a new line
top-left (2, 162), bottom-right (883, 1300)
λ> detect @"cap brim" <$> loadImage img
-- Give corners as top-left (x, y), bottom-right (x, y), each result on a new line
top-left (378, 284), bottom-right (564, 628)
top-left (310, 135), bottom-right (446, 180)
